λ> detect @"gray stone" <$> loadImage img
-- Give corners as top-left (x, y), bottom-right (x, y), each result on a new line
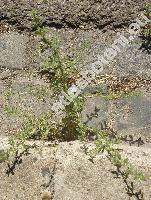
top-left (113, 37), bottom-right (151, 78)
top-left (114, 90), bottom-right (151, 143)
top-left (81, 96), bottom-right (108, 129)
top-left (0, 31), bottom-right (31, 69)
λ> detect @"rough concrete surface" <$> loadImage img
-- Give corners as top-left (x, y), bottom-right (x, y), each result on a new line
top-left (0, 0), bottom-right (150, 30)
top-left (0, 140), bottom-right (56, 200)
top-left (0, 140), bottom-right (151, 200)
top-left (53, 141), bottom-right (151, 200)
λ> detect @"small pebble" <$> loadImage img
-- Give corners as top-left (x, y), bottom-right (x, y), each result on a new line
top-left (42, 191), bottom-right (51, 200)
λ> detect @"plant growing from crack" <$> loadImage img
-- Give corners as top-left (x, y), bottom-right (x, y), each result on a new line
top-left (0, 10), bottom-right (87, 161)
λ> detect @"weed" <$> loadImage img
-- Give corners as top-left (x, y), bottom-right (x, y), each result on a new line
top-left (0, 150), bottom-right (9, 163)
top-left (4, 105), bottom-right (21, 116)
top-left (0, 112), bottom-right (59, 162)
top-left (3, 88), bottom-right (22, 116)
top-left (89, 129), bottom-right (145, 181)
top-left (142, 3), bottom-right (151, 37)
top-left (62, 95), bottom-right (87, 141)
top-left (37, 33), bottom-right (77, 94)
top-left (99, 90), bottom-right (143, 101)
top-left (31, 9), bottom-right (43, 31)
top-left (31, 11), bottom-right (88, 141)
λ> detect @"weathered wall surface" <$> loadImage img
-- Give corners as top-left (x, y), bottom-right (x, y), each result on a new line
top-left (0, 1), bottom-right (151, 199)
